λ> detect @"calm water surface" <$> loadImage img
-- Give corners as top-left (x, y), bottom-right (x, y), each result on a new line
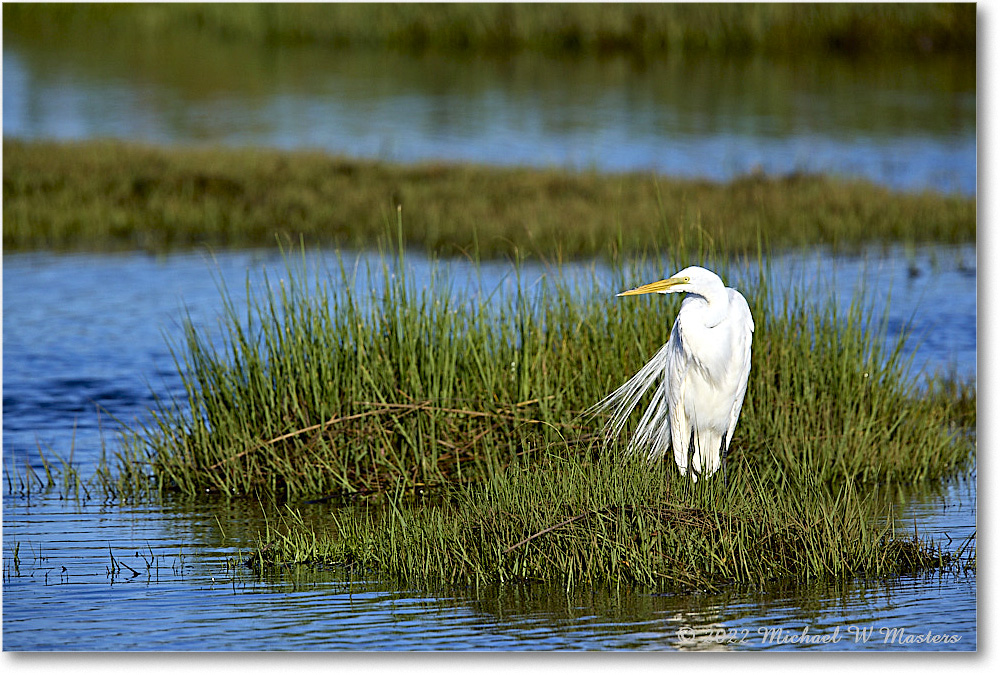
top-left (3, 34), bottom-right (975, 194)
top-left (2, 247), bottom-right (976, 650)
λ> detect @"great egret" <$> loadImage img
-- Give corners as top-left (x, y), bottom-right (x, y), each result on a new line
top-left (593, 266), bottom-right (754, 482)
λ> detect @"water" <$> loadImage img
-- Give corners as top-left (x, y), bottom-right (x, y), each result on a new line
top-left (0, 486), bottom-right (978, 650)
top-left (3, 34), bottom-right (975, 195)
top-left (2, 247), bottom-right (976, 651)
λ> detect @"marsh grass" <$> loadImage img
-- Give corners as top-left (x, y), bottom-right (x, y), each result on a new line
top-left (5, 3), bottom-right (974, 56)
top-left (35, 227), bottom-right (973, 590)
top-left (111, 233), bottom-right (974, 505)
top-left (115, 240), bottom-right (589, 500)
top-left (923, 375), bottom-right (977, 430)
top-left (742, 284), bottom-right (974, 484)
top-left (2, 139), bottom-right (976, 256)
top-left (251, 456), bottom-right (955, 590)
top-left (4, 434), bottom-right (92, 503)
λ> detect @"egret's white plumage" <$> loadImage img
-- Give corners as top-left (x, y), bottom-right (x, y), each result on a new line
top-left (593, 266), bottom-right (754, 482)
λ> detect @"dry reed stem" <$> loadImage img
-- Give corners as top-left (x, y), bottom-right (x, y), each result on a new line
top-left (205, 398), bottom-right (570, 472)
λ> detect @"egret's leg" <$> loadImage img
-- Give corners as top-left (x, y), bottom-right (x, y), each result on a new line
top-left (720, 433), bottom-right (729, 489)
top-left (685, 429), bottom-right (696, 482)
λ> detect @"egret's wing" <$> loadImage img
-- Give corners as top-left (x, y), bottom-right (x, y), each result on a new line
top-left (588, 341), bottom-right (671, 455)
top-left (631, 328), bottom-right (685, 460)
top-left (724, 289), bottom-right (755, 449)
top-left (663, 325), bottom-right (690, 463)
top-left (628, 369), bottom-right (672, 459)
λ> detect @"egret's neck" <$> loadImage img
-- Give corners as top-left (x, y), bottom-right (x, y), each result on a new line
top-left (694, 287), bottom-right (729, 328)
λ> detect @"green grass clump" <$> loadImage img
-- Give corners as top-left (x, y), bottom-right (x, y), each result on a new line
top-left (98, 238), bottom-right (975, 590)
top-left (2, 139), bottom-right (976, 256)
top-left (741, 287), bottom-right (973, 484)
top-left (923, 375), bottom-right (977, 430)
top-left (4, 3), bottom-right (974, 56)
top-left (115, 245), bottom-right (582, 500)
top-left (253, 458), bottom-right (951, 590)
top-left (112, 242), bottom-right (974, 502)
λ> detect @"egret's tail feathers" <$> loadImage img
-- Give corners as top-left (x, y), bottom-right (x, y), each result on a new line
top-left (587, 343), bottom-right (673, 460)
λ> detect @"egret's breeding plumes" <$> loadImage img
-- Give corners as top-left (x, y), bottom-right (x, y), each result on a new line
top-left (593, 266), bottom-right (754, 482)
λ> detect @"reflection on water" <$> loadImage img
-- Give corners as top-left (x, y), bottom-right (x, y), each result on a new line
top-left (2, 483), bottom-right (975, 651)
top-left (2, 247), bottom-right (976, 650)
top-left (3, 30), bottom-right (975, 194)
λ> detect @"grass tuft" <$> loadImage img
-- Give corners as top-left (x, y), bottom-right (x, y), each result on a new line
top-left (252, 456), bottom-right (959, 591)
top-left (112, 244), bottom-right (973, 502)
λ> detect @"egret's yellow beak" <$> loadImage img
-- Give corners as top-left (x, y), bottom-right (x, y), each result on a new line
top-left (617, 277), bottom-right (687, 297)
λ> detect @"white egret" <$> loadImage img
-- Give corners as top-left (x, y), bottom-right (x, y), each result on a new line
top-left (593, 266), bottom-right (754, 482)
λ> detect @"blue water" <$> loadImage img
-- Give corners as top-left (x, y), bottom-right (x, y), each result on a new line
top-left (2, 43), bottom-right (975, 195)
top-left (0, 484), bottom-right (977, 650)
top-left (1, 246), bottom-right (976, 651)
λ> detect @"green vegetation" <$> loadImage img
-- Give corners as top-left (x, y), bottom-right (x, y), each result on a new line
top-left (3, 136), bottom-right (976, 590)
top-left (108, 243), bottom-right (973, 502)
top-left (88, 232), bottom-right (975, 589)
top-left (4, 3), bottom-right (975, 57)
top-left (2, 139), bottom-right (976, 257)
top-left (253, 460), bottom-right (957, 590)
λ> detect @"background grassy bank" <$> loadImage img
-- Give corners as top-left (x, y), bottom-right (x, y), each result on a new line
top-left (4, 3), bottom-right (974, 57)
top-left (3, 139), bottom-right (976, 257)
